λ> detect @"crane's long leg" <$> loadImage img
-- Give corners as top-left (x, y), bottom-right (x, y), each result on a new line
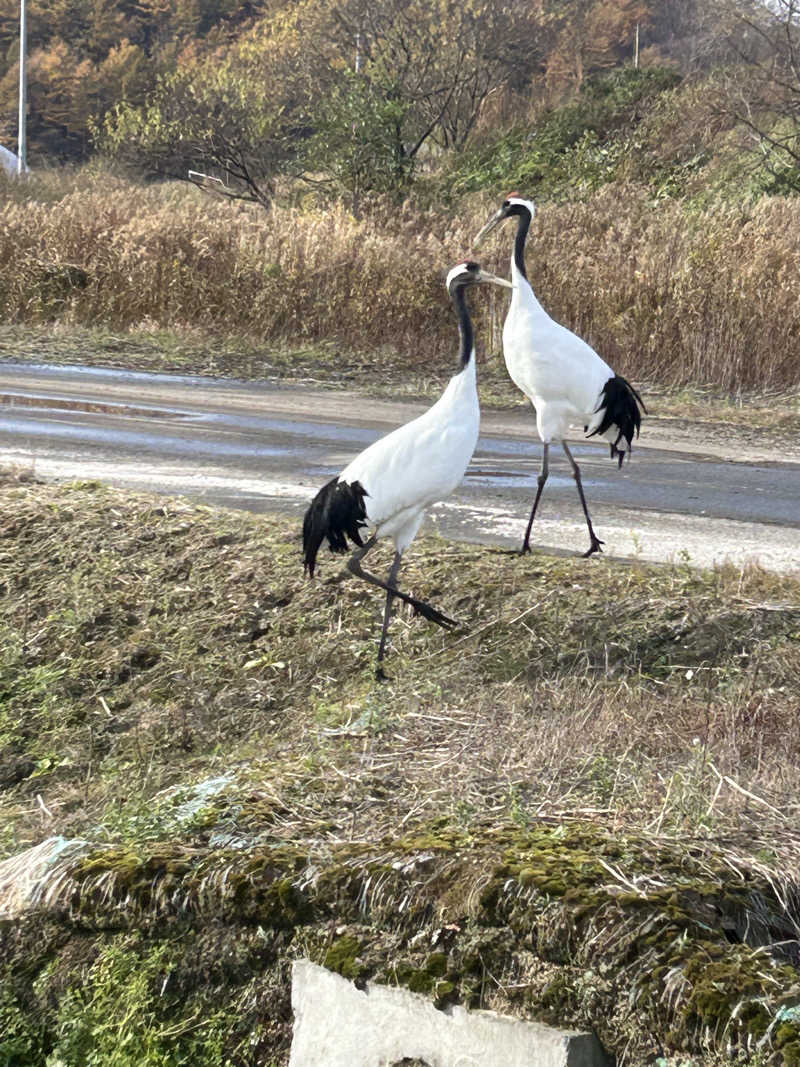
top-left (521, 443), bottom-right (550, 555)
top-left (562, 441), bottom-right (605, 557)
top-left (347, 537), bottom-right (458, 630)
top-left (375, 550), bottom-right (403, 680)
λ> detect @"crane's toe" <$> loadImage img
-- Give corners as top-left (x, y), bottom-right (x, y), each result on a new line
top-left (583, 537), bottom-right (605, 558)
top-left (410, 598), bottom-right (458, 629)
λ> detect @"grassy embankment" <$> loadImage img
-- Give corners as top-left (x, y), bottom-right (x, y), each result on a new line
top-left (1, 473), bottom-right (799, 1064)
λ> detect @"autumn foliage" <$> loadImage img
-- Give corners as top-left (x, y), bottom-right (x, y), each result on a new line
top-left (0, 0), bottom-right (798, 394)
top-left (0, 0), bottom-right (699, 166)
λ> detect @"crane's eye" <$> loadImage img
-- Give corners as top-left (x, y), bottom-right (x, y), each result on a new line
top-left (464, 260), bottom-right (479, 272)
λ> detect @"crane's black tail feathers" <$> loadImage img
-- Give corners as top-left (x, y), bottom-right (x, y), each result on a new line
top-left (585, 375), bottom-right (647, 469)
top-left (303, 477), bottom-right (368, 577)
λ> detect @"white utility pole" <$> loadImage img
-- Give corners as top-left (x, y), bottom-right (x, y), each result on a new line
top-left (18, 0), bottom-right (27, 174)
top-left (634, 22), bottom-right (640, 69)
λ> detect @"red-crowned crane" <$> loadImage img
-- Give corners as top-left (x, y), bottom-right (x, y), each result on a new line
top-left (474, 194), bottom-right (646, 557)
top-left (303, 261), bottom-right (512, 678)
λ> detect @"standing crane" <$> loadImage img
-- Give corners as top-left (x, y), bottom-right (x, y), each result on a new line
top-left (474, 194), bottom-right (646, 557)
top-left (303, 261), bottom-right (512, 678)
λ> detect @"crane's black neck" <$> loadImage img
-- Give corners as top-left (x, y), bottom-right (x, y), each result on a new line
top-left (512, 207), bottom-right (531, 280)
top-left (452, 284), bottom-right (475, 370)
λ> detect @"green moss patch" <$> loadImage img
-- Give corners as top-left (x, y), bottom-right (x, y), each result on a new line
top-left (2, 822), bottom-right (800, 1065)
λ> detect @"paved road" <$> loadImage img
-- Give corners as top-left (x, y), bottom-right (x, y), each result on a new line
top-left (0, 362), bottom-right (798, 572)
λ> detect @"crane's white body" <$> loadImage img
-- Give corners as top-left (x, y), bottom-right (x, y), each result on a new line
top-left (504, 257), bottom-right (618, 449)
top-left (303, 260), bottom-right (511, 674)
top-left (339, 356), bottom-right (478, 553)
top-left (475, 196), bottom-right (644, 557)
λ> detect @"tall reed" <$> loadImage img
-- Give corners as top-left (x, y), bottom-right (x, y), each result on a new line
top-left (1, 171), bottom-right (798, 392)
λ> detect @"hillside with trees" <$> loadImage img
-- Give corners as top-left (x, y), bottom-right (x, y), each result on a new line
top-left (1, 0), bottom-right (798, 203)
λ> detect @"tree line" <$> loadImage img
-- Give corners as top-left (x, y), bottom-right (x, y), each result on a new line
top-left (1, 0), bottom-right (798, 202)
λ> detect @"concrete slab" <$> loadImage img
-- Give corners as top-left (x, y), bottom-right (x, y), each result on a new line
top-left (289, 959), bottom-right (610, 1067)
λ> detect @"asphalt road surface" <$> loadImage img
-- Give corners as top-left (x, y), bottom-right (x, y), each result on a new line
top-left (1, 362), bottom-right (798, 573)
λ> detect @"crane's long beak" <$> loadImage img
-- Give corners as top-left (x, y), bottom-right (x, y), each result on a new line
top-left (477, 269), bottom-right (513, 289)
top-left (473, 208), bottom-right (506, 247)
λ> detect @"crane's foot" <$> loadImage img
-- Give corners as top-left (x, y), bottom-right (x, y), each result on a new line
top-left (375, 665), bottom-right (391, 683)
top-left (409, 597), bottom-right (458, 629)
top-left (582, 536), bottom-right (605, 558)
top-left (519, 540), bottom-right (533, 556)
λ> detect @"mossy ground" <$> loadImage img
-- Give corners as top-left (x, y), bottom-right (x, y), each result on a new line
top-left (1, 476), bottom-right (799, 1064)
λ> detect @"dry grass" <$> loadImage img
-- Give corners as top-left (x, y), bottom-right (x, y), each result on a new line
top-left (1, 477), bottom-right (798, 860)
top-left (1, 169), bottom-right (799, 395)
